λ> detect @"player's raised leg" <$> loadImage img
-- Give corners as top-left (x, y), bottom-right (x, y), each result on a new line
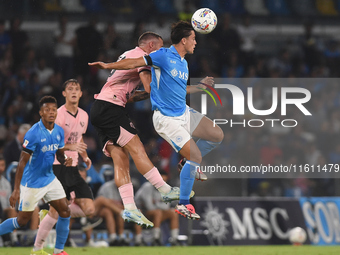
top-left (123, 135), bottom-right (194, 203)
top-left (178, 114), bottom-right (224, 181)
top-left (192, 116), bottom-right (224, 155)
top-left (107, 144), bottom-right (153, 228)
top-left (174, 139), bottom-right (201, 220)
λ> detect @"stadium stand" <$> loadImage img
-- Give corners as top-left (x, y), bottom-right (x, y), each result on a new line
top-left (243, 0), bottom-right (269, 16)
top-left (265, 0), bottom-right (291, 15)
top-left (288, 0), bottom-right (319, 17)
top-left (316, 0), bottom-right (338, 15)
top-left (221, 0), bottom-right (246, 15)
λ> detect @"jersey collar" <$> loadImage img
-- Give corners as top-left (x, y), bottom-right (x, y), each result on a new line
top-left (170, 45), bottom-right (185, 62)
top-left (136, 46), bottom-right (147, 55)
top-left (38, 119), bottom-right (54, 134)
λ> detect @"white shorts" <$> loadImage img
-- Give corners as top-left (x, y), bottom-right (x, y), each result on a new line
top-left (19, 177), bottom-right (66, 212)
top-left (153, 105), bottom-right (204, 152)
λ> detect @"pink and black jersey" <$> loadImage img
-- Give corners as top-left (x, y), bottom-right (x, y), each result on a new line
top-left (94, 47), bottom-right (150, 107)
top-left (53, 105), bottom-right (88, 166)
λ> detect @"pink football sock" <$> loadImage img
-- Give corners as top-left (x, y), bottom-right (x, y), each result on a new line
top-left (69, 202), bottom-right (86, 218)
top-left (143, 167), bottom-right (171, 193)
top-left (118, 183), bottom-right (137, 210)
top-left (34, 214), bottom-right (58, 250)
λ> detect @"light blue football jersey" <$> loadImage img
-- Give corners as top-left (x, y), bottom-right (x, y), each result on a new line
top-left (21, 119), bottom-right (65, 188)
top-left (146, 46), bottom-right (189, 117)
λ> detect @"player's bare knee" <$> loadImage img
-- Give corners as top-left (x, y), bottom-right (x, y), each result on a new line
top-left (191, 153), bottom-right (202, 164)
top-left (84, 206), bottom-right (95, 217)
top-left (130, 146), bottom-right (147, 160)
top-left (49, 209), bottom-right (59, 219)
top-left (59, 207), bottom-right (70, 218)
top-left (153, 209), bottom-right (162, 219)
top-left (170, 209), bottom-right (178, 219)
top-left (211, 126), bottom-right (224, 143)
top-left (101, 207), bottom-right (110, 217)
top-left (17, 217), bottom-right (29, 227)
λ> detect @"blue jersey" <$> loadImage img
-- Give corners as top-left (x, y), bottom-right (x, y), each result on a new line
top-left (146, 46), bottom-right (189, 117)
top-left (21, 120), bottom-right (65, 188)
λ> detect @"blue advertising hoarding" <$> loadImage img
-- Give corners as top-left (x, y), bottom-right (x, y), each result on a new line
top-left (299, 197), bottom-right (340, 245)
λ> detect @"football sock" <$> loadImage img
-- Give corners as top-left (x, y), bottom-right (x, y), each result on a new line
top-left (34, 214), bottom-right (58, 250)
top-left (0, 218), bottom-right (19, 235)
top-left (118, 183), bottom-right (137, 210)
top-left (54, 215), bottom-right (71, 250)
top-left (143, 166), bottom-right (171, 194)
top-left (135, 234), bottom-right (142, 243)
top-left (69, 202), bottom-right (86, 218)
top-left (109, 233), bottom-right (117, 241)
top-left (196, 139), bottom-right (221, 157)
top-left (171, 228), bottom-right (179, 240)
top-left (179, 160), bottom-right (199, 205)
top-left (153, 227), bottom-right (161, 239)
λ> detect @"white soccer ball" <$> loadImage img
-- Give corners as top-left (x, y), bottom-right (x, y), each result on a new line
top-left (289, 227), bottom-right (307, 245)
top-left (191, 8), bottom-right (217, 34)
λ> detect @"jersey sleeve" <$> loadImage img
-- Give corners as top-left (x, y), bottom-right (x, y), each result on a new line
top-left (58, 128), bottom-right (65, 149)
top-left (83, 112), bottom-right (89, 134)
top-left (55, 111), bottom-right (63, 127)
top-left (148, 48), bottom-right (166, 68)
top-left (22, 129), bottom-right (37, 154)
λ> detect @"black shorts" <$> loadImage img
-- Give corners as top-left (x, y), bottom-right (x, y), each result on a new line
top-left (53, 165), bottom-right (94, 200)
top-left (90, 99), bottom-right (137, 148)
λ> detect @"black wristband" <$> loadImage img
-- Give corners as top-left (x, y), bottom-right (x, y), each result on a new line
top-left (23, 147), bottom-right (33, 155)
top-left (144, 55), bottom-right (153, 66)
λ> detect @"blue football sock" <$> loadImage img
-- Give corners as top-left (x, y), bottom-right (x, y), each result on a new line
top-left (0, 218), bottom-right (19, 235)
top-left (196, 139), bottom-right (221, 157)
top-left (55, 216), bottom-right (71, 250)
top-left (179, 160), bottom-right (199, 205)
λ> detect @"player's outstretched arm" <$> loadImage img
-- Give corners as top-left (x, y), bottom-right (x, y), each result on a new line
top-left (79, 137), bottom-right (92, 171)
top-left (88, 56), bottom-right (147, 70)
top-left (9, 151), bottom-right (30, 208)
top-left (139, 70), bottom-right (152, 93)
top-left (186, 76), bottom-right (214, 94)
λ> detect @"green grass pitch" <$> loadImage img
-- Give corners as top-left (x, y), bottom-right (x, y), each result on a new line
top-left (1, 246), bottom-right (340, 255)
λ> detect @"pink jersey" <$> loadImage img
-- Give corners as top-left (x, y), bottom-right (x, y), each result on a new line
top-left (53, 105), bottom-right (88, 166)
top-left (94, 47), bottom-right (150, 107)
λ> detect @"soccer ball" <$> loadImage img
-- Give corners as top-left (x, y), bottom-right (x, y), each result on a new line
top-left (191, 8), bottom-right (217, 34)
top-left (288, 227), bottom-right (307, 245)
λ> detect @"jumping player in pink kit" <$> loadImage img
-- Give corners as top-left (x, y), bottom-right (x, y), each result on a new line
top-left (90, 32), bottom-right (193, 228)
top-left (32, 79), bottom-right (95, 255)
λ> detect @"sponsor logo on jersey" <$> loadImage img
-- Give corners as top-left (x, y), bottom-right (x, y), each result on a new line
top-left (171, 68), bottom-right (178, 77)
top-left (178, 71), bottom-right (188, 81)
top-left (41, 144), bottom-right (59, 153)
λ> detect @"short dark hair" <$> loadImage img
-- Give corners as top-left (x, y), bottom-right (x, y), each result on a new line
top-left (138, 32), bottom-right (163, 46)
top-left (62, 79), bottom-right (81, 91)
top-left (39, 96), bottom-right (57, 109)
top-left (0, 154), bottom-right (5, 162)
top-left (171, 21), bottom-right (194, 44)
